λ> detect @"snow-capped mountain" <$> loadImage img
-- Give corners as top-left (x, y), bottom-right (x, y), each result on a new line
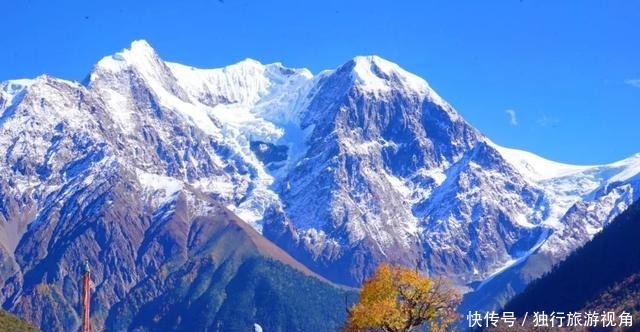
top-left (1, 40), bottom-right (639, 329)
top-left (0, 41), bottom-right (350, 331)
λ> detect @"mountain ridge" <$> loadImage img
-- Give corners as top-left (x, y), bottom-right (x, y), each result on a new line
top-left (1, 39), bottom-right (639, 330)
top-left (504, 198), bottom-right (640, 321)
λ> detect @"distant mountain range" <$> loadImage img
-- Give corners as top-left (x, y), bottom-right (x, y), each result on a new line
top-left (1, 40), bottom-right (639, 331)
top-left (505, 198), bottom-right (640, 320)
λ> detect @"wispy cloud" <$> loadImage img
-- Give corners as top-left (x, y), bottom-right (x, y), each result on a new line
top-left (625, 79), bottom-right (640, 89)
top-left (537, 113), bottom-right (559, 128)
top-left (505, 109), bottom-right (518, 126)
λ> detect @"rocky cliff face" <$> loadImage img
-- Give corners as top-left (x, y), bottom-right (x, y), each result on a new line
top-left (1, 40), bottom-right (639, 330)
top-left (262, 56), bottom-right (547, 287)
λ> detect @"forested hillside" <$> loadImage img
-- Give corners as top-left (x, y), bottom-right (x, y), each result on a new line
top-left (0, 310), bottom-right (40, 331)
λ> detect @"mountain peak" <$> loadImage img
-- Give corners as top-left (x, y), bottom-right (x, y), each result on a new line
top-left (117, 39), bottom-right (159, 62)
top-left (347, 55), bottom-right (429, 96)
top-left (92, 39), bottom-right (162, 75)
top-left (351, 55), bottom-right (395, 70)
top-left (87, 39), bottom-right (187, 101)
top-left (129, 39), bottom-right (155, 54)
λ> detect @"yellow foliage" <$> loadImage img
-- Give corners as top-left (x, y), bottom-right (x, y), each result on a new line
top-left (345, 264), bottom-right (461, 332)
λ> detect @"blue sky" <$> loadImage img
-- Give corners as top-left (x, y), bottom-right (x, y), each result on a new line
top-left (2, 0), bottom-right (639, 164)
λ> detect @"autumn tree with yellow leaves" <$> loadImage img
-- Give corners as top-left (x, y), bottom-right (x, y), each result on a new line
top-left (344, 264), bottom-right (461, 332)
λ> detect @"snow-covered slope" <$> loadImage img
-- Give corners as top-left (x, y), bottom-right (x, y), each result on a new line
top-left (494, 142), bottom-right (640, 234)
top-left (85, 40), bottom-right (318, 230)
top-left (461, 143), bottom-right (640, 312)
top-left (1, 40), bottom-right (639, 327)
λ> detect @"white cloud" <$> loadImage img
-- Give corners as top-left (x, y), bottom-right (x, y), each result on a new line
top-left (505, 109), bottom-right (518, 126)
top-left (625, 79), bottom-right (640, 89)
top-left (537, 113), bottom-right (559, 128)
